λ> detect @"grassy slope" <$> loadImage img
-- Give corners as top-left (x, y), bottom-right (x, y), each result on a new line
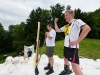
top-left (0, 52), bottom-right (17, 63)
top-left (79, 38), bottom-right (100, 60)
top-left (0, 38), bottom-right (100, 64)
top-left (41, 38), bottom-right (100, 60)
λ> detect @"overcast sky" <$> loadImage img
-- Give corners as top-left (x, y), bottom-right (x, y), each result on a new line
top-left (0, 0), bottom-right (100, 30)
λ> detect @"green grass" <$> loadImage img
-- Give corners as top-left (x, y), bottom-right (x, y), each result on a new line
top-left (41, 38), bottom-right (100, 60)
top-left (0, 60), bottom-right (5, 63)
top-left (79, 38), bottom-right (100, 60)
top-left (0, 38), bottom-right (100, 64)
top-left (0, 52), bottom-right (17, 64)
top-left (0, 52), bottom-right (17, 56)
top-left (39, 40), bottom-right (64, 58)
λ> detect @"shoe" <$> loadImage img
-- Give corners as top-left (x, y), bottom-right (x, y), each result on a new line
top-left (45, 67), bottom-right (54, 75)
top-left (67, 69), bottom-right (72, 74)
top-left (59, 70), bottom-right (67, 75)
top-left (59, 69), bottom-right (72, 75)
top-left (44, 63), bottom-right (50, 70)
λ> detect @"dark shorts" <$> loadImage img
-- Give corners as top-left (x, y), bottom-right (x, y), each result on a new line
top-left (64, 46), bottom-right (79, 64)
top-left (46, 46), bottom-right (54, 57)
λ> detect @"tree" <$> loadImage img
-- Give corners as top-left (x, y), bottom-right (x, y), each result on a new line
top-left (11, 22), bottom-right (26, 41)
top-left (1, 4), bottom-right (100, 54)
top-left (0, 23), bottom-right (6, 53)
top-left (25, 7), bottom-right (42, 47)
top-left (8, 22), bottom-right (27, 52)
top-left (74, 8), bottom-right (82, 19)
top-left (66, 5), bottom-right (71, 10)
top-left (50, 3), bottom-right (65, 40)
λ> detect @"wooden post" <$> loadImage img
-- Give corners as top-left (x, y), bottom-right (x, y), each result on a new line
top-left (34, 22), bottom-right (40, 67)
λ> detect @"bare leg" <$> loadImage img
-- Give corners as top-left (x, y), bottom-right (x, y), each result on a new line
top-left (49, 56), bottom-right (54, 66)
top-left (64, 57), bottom-right (69, 65)
top-left (71, 62), bottom-right (83, 75)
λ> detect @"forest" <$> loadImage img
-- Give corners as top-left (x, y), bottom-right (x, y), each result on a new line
top-left (0, 3), bottom-right (100, 54)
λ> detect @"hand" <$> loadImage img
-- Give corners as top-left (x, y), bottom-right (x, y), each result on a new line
top-left (45, 32), bottom-right (48, 35)
top-left (45, 32), bottom-right (49, 36)
top-left (54, 18), bottom-right (58, 24)
top-left (69, 40), bottom-right (79, 46)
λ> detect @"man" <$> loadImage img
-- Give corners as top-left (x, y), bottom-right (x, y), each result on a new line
top-left (19, 50), bottom-right (24, 57)
top-left (54, 10), bottom-right (91, 75)
top-left (27, 48), bottom-right (32, 57)
top-left (44, 23), bottom-right (56, 75)
top-left (21, 50), bottom-right (24, 56)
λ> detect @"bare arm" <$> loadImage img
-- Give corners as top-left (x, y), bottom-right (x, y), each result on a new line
top-left (54, 18), bottom-right (62, 32)
top-left (69, 24), bottom-right (91, 45)
top-left (45, 32), bottom-right (52, 40)
top-left (77, 25), bottom-right (91, 43)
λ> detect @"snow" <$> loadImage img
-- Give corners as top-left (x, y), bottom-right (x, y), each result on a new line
top-left (0, 53), bottom-right (100, 75)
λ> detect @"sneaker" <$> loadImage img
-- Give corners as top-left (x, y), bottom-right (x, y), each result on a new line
top-left (44, 63), bottom-right (50, 70)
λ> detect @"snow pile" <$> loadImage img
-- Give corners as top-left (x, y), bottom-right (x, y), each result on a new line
top-left (0, 54), bottom-right (100, 75)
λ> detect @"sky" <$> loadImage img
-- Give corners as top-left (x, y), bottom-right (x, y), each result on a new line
top-left (0, 0), bottom-right (100, 30)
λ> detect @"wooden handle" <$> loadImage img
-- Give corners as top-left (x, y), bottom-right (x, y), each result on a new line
top-left (34, 22), bottom-right (40, 67)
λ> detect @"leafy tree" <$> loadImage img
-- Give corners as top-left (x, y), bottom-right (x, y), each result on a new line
top-left (66, 5), bottom-right (71, 10)
top-left (25, 7), bottom-right (42, 48)
top-left (9, 22), bottom-right (26, 52)
top-left (0, 23), bottom-right (6, 53)
top-left (50, 3), bottom-right (65, 40)
top-left (1, 4), bottom-right (100, 54)
top-left (74, 8), bottom-right (82, 19)
top-left (11, 22), bottom-right (26, 41)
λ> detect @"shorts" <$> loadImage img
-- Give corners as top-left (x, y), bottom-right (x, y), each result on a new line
top-left (64, 46), bottom-right (79, 64)
top-left (46, 46), bottom-right (54, 57)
